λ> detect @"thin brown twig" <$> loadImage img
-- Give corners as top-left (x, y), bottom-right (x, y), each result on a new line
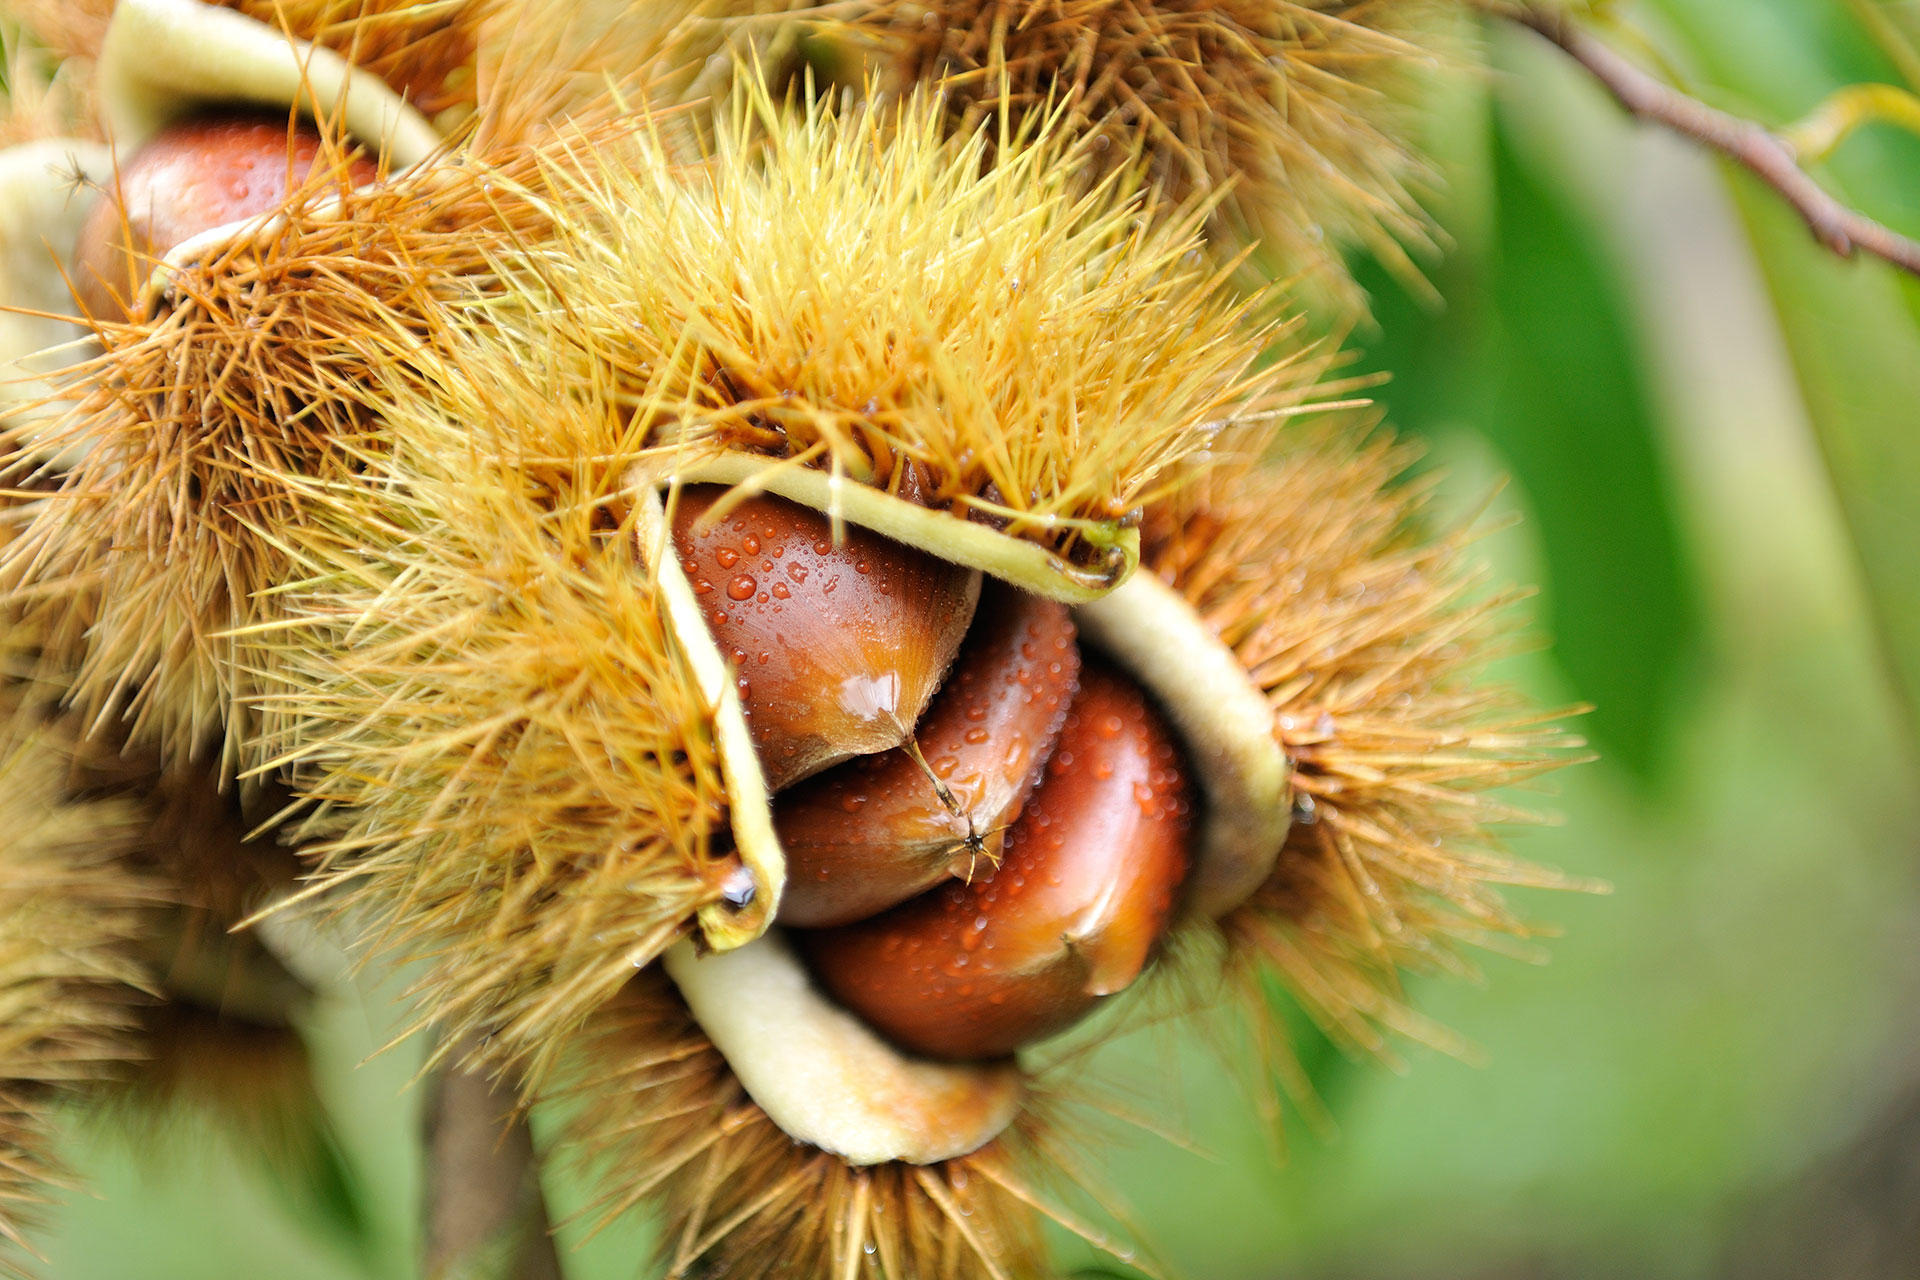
top-left (422, 1032), bottom-right (563, 1280)
top-left (1508, 2), bottom-right (1920, 279)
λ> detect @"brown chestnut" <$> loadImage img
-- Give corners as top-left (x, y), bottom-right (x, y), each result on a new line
top-left (73, 112), bottom-right (379, 319)
top-left (775, 582), bottom-right (1081, 927)
top-left (668, 485), bottom-right (981, 791)
top-left (798, 662), bottom-right (1193, 1060)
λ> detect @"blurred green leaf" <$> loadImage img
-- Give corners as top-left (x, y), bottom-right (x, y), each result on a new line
top-left (1642, 0), bottom-right (1920, 740)
top-left (1352, 109), bottom-right (1702, 786)
top-left (1723, 182), bottom-right (1920, 741)
top-left (263, 1108), bottom-right (377, 1261)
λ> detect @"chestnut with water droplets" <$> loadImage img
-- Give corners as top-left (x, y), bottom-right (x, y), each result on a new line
top-left (73, 112), bottom-right (379, 320)
top-left (669, 485), bottom-right (981, 790)
top-left (798, 662), bottom-right (1193, 1060)
top-left (775, 583), bottom-right (1081, 927)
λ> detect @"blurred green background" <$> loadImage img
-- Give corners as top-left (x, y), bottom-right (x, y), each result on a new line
top-left (35, 0), bottom-right (1920, 1276)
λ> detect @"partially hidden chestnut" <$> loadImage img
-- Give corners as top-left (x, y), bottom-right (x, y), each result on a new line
top-left (669, 485), bottom-right (982, 790)
top-left (73, 112), bottom-right (379, 320)
top-left (775, 582), bottom-right (1081, 927)
top-left (798, 662), bottom-right (1193, 1060)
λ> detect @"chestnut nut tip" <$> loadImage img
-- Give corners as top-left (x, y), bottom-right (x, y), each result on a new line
top-left (798, 661), bottom-right (1193, 1061)
top-left (775, 583), bottom-right (1082, 927)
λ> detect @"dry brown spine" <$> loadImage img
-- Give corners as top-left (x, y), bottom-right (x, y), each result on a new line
top-left (831, 0), bottom-right (1449, 316)
top-left (557, 973), bottom-right (1100, 1280)
top-left (492, 88), bottom-right (1308, 568)
top-left (0, 705), bottom-right (154, 1266)
top-left (1148, 428), bottom-right (1592, 1067)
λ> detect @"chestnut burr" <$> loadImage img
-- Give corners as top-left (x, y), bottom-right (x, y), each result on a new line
top-left (73, 113), bottom-right (378, 320)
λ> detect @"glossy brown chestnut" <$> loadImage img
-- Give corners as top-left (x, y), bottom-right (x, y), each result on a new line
top-left (73, 112), bottom-right (379, 319)
top-left (798, 662), bottom-right (1193, 1060)
top-left (669, 485), bottom-right (982, 791)
top-left (775, 583), bottom-right (1081, 927)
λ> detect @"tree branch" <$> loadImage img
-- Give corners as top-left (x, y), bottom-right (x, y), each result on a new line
top-left (421, 1034), bottom-right (563, 1280)
top-left (1509, 3), bottom-right (1920, 279)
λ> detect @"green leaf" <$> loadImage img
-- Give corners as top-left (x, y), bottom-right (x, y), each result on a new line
top-left (1725, 179), bottom-right (1920, 737)
top-left (1642, 0), bottom-right (1920, 737)
top-left (1349, 106), bottom-right (1702, 786)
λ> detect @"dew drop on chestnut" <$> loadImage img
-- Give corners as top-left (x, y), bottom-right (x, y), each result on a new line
top-left (775, 584), bottom-right (1081, 927)
top-left (669, 485), bottom-right (980, 790)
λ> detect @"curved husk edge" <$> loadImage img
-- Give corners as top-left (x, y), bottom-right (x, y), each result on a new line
top-left (662, 935), bottom-right (1023, 1167)
top-left (1074, 572), bottom-right (1292, 920)
top-left (97, 0), bottom-right (441, 166)
top-left (652, 452), bottom-right (1138, 603)
top-left (1149, 427), bottom-right (1593, 1074)
top-left (0, 139), bottom-right (111, 447)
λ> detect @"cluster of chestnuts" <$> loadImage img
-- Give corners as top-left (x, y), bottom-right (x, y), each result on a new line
top-left (672, 486), bottom-right (1192, 1061)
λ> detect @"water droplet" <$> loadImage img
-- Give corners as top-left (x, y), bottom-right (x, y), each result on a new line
top-left (715, 547), bottom-right (739, 568)
top-left (727, 574), bottom-right (757, 601)
top-left (719, 864), bottom-right (755, 908)
top-left (771, 581), bottom-right (791, 599)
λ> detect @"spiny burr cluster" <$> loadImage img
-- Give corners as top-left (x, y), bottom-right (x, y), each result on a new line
top-left (836, 0), bottom-right (1453, 316)
top-left (0, 2), bottom-right (1583, 1277)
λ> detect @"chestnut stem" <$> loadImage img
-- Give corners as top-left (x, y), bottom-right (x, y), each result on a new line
top-left (421, 1033), bottom-right (562, 1280)
top-left (899, 735), bottom-right (1007, 881)
top-left (899, 733), bottom-right (964, 821)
